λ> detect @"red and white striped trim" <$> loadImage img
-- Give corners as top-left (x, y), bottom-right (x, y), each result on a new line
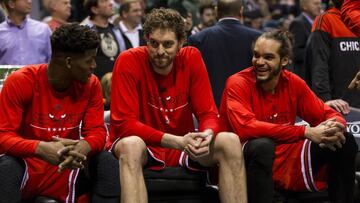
top-left (109, 137), bottom-right (121, 153)
top-left (146, 148), bottom-right (165, 169)
top-left (20, 159), bottom-right (29, 190)
top-left (65, 169), bottom-right (80, 203)
top-left (301, 139), bottom-right (318, 192)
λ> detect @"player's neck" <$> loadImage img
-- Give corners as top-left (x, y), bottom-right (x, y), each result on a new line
top-left (260, 77), bottom-right (279, 94)
top-left (47, 61), bottom-right (71, 92)
top-left (152, 63), bottom-right (173, 75)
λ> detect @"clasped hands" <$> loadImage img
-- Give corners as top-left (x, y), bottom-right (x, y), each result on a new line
top-left (348, 70), bottom-right (360, 90)
top-left (306, 118), bottom-right (346, 151)
top-left (182, 130), bottom-right (214, 158)
top-left (35, 136), bottom-right (90, 172)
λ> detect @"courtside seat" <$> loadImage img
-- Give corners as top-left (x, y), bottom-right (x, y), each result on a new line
top-left (33, 197), bottom-right (59, 203)
top-left (20, 196), bottom-right (61, 203)
top-left (144, 167), bottom-right (206, 193)
top-left (355, 172), bottom-right (360, 203)
top-left (90, 149), bottom-right (219, 203)
top-left (275, 190), bottom-right (329, 203)
top-left (20, 196), bottom-right (59, 203)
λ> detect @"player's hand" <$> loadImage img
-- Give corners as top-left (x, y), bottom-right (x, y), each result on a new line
top-left (321, 120), bottom-right (346, 151)
top-left (306, 119), bottom-right (345, 151)
top-left (319, 131), bottom-right (345, 150)
top-left (305, 127), bottom-right (337, 151)
top-left (51, 136), bottom-right (78, 157)
top-left (325, 99), bottom-right (350, 115)
top-left (305, 124), bottom-right (327, 144)
top-left (57, 140), bottom-right (90, 172)
top-left (321, 118), bottom-right (345, 130)
top-left (348, 70), bottom-right (360, 90)
top-left (183, 131), bottom-right (213, 158)
top-left (322, 118), bottom-right (346, 140)
top-left (52, 136), bottom-right (78, 154)
top-left (35, 141), bottom-right (68, 165)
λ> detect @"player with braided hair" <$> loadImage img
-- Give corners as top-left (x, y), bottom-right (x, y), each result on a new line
top-left (221, 30), bottom-right (357, 203)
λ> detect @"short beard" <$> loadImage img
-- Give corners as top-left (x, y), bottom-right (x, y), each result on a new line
top-left (256, 64), bottom-right (282, 83)
top-left (149, 56), bottom-right (172, 70)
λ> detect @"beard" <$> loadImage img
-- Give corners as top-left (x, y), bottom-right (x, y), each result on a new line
top-left (255, 64), bottom-right (282, 84)
top-left (149, 55), bottom-right (173, 70)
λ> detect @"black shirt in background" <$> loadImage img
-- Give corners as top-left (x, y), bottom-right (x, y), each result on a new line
top-left (94, 25), bottom-right (120, 80)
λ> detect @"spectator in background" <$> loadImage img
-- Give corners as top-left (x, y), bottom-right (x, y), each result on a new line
top-left (244, 0), bottom-right (271, 21)
top-left (278, 14), bottom-right (294, 31)
top-left (45, 0), bottom-right (71, 32)
top-left (341, 0), bottom-right (360, 94)
top-left (168, 0), bottom-right (194, 38)
top-left (278, 0), bottom-right (298, 16)
top-left (244, 9), bottom-right (264, 30)
top-left (220, 30), bottom-right (357, 203)
top-left (111, 0), bottom-right (147, 25)
top-left (68, 0), bottom-right (87, 22)
top-left (262, 19), bottom-right (280, 32)
top-left (306, 0), bottom-right (360, 113)
top-left (101, 72), bottom-right (112, 110)
top-left (289, 0), bottom-right (322, 82)
top-left (0, 0), bottom-right (51, 65)
top-left (191, 1), bottom-right (216, 35)
top-left (112, 0), bottom-right (121, 17)
top-left (118, 0), bottom-right (146, 49)
top-left (188, 0), bottom-right (261, 107)
top-left (341, 0), bottom-right (360, 37)
top-left (0, 5), bottom-right (5, 23)
top-left (183, 10), bottom-right (193, 37)
top-left (168, 0), bottom-right (200, 26)
top-left (145, 0), bottom-right (168, 13)
top-left (83, 0), bottom-right (126, 80)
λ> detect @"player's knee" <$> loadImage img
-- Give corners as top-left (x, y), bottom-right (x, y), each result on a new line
top-left (247, 138), bottom-right (275, 156)
top-left (343, 132), bottom-right (358, 156)
top-left (215, 132), bottom-right (242, 156)
top-left (114, 136), bottom-right (147, 163)
top-left (0, 155), bottom-right (25, 201)
top-left (0, 155), bottom-right (25, 178)
top-left (245, 138), bottom-right (275, 168)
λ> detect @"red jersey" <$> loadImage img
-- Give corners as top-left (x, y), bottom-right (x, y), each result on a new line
top-left (220, 67), bottom-right (345, 143)
top-left (342, 0), bottom-right (360, 37)
top-left (220, 67), bottom-right (346, 191)
top-left (109, 46), bottom-right (219, 147)
top-left (0, 64), bottom-right (106, 157)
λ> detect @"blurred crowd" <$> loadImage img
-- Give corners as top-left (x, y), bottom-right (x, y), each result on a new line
top-left (0, 0), bottom-right (333, 34)
top-left (0, 0), bottom-right (359, 111)
top-left (0, 0), bottom-right (332, 67)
